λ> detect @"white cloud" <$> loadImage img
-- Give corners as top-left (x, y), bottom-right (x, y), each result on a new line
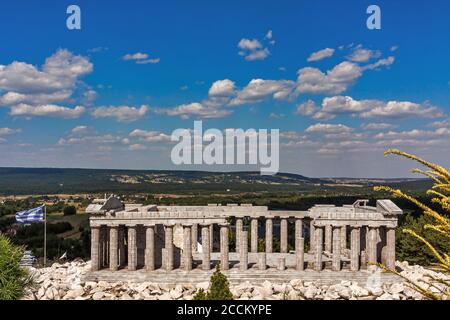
top-left (0, 49), bottom-right (92, 107)
top-left (307, 48), bottom-right (335, 62)
top-left (71, 125), bottom-right (90, 135)
top-left (123, 52), bottom-right (160, 64)
top-left (129, 129), bottom-right (171, 142)
top-left (238, 38), bottom-right (270, 61)
top-left (91, 105), bottom-right (149, 122)
top-left (305, 123), bottom-right (353, 134)
top-left (238, 39), bottom-right (263, 51)
top-left (208, 79), bottom-right (236, 97)
top-left (307, 96), bottom-right (444, 120)
top-left (295, 100), bottom-right (317, 116)
top-left (347, 48), bottom-right (381, 62)
top-left (229, 79), bottom-right (294, 106)
top-left (10, 104), bottom-right (85, 119)
top-left (360, 123), bottom-right (397, 130)
top-left (154, 102), bottom-right (231, 119)
top-left (136, 58), bottom-right (160, 64)
top-left (295, 61), bottom-right (362, 95)
top-left (361, 56), bottom-right (395, 71)
top-left (428, 118), bottom-right (450, 127)
top-left (360, 101), bottom-right (444, 119)
top-left (123, 52), bottom-right (149, 60)
top-left (0, 127), bottom-right (21, 136)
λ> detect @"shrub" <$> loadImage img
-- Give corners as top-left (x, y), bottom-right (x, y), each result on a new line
top-left (375, 149), bottom-right (449, 300)
top-left (193, 264), bottom-right (233, 300)
top-left (63, 206), bottom-right (76, 216)
top-left (0, 234), bottom-right (33, 300)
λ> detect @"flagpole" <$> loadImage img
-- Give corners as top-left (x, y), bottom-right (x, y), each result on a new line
top-left (44, 205), bottom-right (47, 267)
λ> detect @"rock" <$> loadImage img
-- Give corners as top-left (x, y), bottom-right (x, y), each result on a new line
top-left (369, 286), bottom-right (383, 296)
top-left (45, 287), bottom-right (59, 300)
top-left (92, 292), bottom-right (105, 300)
top-left (389, 283), bottom-right (404, 294)
top-left (304, 286), bottom-right (318, 299)
top-left (159, 292), bottom-right (172, 300)
top-left (289, 279), bottom-right (303, 290)
top-left (377, 293), bottom-right (394, 300)
top-left (196, 281), bottom-right (210, 291)
top-left (170, 288), bottom-right (183, 299)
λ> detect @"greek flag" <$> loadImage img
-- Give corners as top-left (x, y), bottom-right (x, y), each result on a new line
top-left (16, 205), bottom-right (45, 223)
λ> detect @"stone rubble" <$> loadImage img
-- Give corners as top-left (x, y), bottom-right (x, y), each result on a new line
top-left (21, 260), bottom-right (448, 300)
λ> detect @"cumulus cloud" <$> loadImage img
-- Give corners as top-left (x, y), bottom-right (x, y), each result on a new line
top-left (208, 79), bottom-right (236, 97)
top-left (10, 104), bottom-right (85, 119)
top-left (71, 125), bottom-right (90, 135)
top-left (122, 52), bottom-right (160, 64)
top-left (360, 100), bottom-right (444, 119)
top-left (305, 96), bottom-right (444, 120)
top-left (295, 61), bottom-right (362, 95)
top-left (307, 48), bottom-right (335, 62)
top-left (91, 105), bottom-right (149, 122)
top-left (346, 47), bottom-right (381, 62)
top-left (360, 122), bottom-right (397, 130)
top-left (129, 129), bottom-right (171, 142)
top-left (229, 79), bottom-right (294, 106)
top-left (0, 49), bottom-right (93, 118)
top-left (238, 38), bottom-right (270, 61)
top-left (154, 102), bottom-right (231, 119)
top-left (0, 127), bottom-right (21, 136)
top-left (295, 100), bottom-right (318, 116)
top-left (305, 123), bottom-right (353, 134)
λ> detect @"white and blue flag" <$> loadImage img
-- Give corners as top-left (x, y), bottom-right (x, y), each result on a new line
top-left (16, 205), bottom-right (45, 223)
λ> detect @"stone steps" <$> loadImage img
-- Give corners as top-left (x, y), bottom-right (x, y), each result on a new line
top-left (83, 269), bottom-right (400, 286)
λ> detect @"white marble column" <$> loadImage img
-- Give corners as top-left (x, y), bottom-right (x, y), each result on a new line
top-left (350, 226), bottom-right (360, 271)
top-left (309, 219), bottom-right (315, 253)
top-left (235, 218), bottom-right (243, 253)
top-left (90, 226), bottom-right (100, 271)
top-left (368, 227), bottom-right (378, 264)
top-left (296, 236), bottom-right (304, 271)
top-left (201, 225), bottom-right (211, 270)
top-left (191, 223), bottom-right (198, 253)
top-left (145, 225), bottom-right (155, 271)
top-left (220, 224), bottom-right (229, 270)
top-left (250, 218), bottom-right (258, 253)
top-left (265, 218), bottom-right (273, 253)
top-left (165, 225), bottom-right (174, 271)
top-left (127, 226), bottom-right (137, 271)
top-left (341, 225), bottom-right (347, 250)
top-left (314, 227), bottom-right (323, 271)
top-left (386, 227), bottom-right (396, 269)
top-left (240, 230), bottom-right (248, 271)
top-left (183, 225), bottom-right (192, 271)
top-left (109, 226), bottom-right (119, 271)
top-left (325, 225), bottom-right (332, 252)
top-left (332, 227), bottom-right (341, 271)
top-left (209, 224), bottom-right (214, 253)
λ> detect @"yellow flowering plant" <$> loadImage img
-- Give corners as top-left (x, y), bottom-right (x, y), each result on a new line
top-left (374, 149), bottom-right (449, 300)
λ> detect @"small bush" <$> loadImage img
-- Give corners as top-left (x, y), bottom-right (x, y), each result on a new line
top-left (0, 234), bottom-right (32, 300)
top-left (63, 206), bottom-right (76, 216)
top-left (193, 264), bottom-right (233, 300)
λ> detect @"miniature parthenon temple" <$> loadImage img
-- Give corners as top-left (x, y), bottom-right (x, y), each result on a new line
top-left (86, 197), bottom-right (402, 283)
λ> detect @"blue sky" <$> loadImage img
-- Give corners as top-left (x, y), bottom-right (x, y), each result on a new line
top-left (0, 0), bottom-right (449, 177)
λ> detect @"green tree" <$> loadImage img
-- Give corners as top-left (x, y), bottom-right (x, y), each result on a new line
top-left (193, 264), bottom-right (233, 300)
top-left (0, 235), bottom-right (33, 300)
top-left (63, 205), bottom-right (77, 216)
top-left (397, 214), bottom-right (449, 266)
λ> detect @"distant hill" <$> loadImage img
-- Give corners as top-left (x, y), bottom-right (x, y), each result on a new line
top-left (0, 167), bottom-right (430, 195)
